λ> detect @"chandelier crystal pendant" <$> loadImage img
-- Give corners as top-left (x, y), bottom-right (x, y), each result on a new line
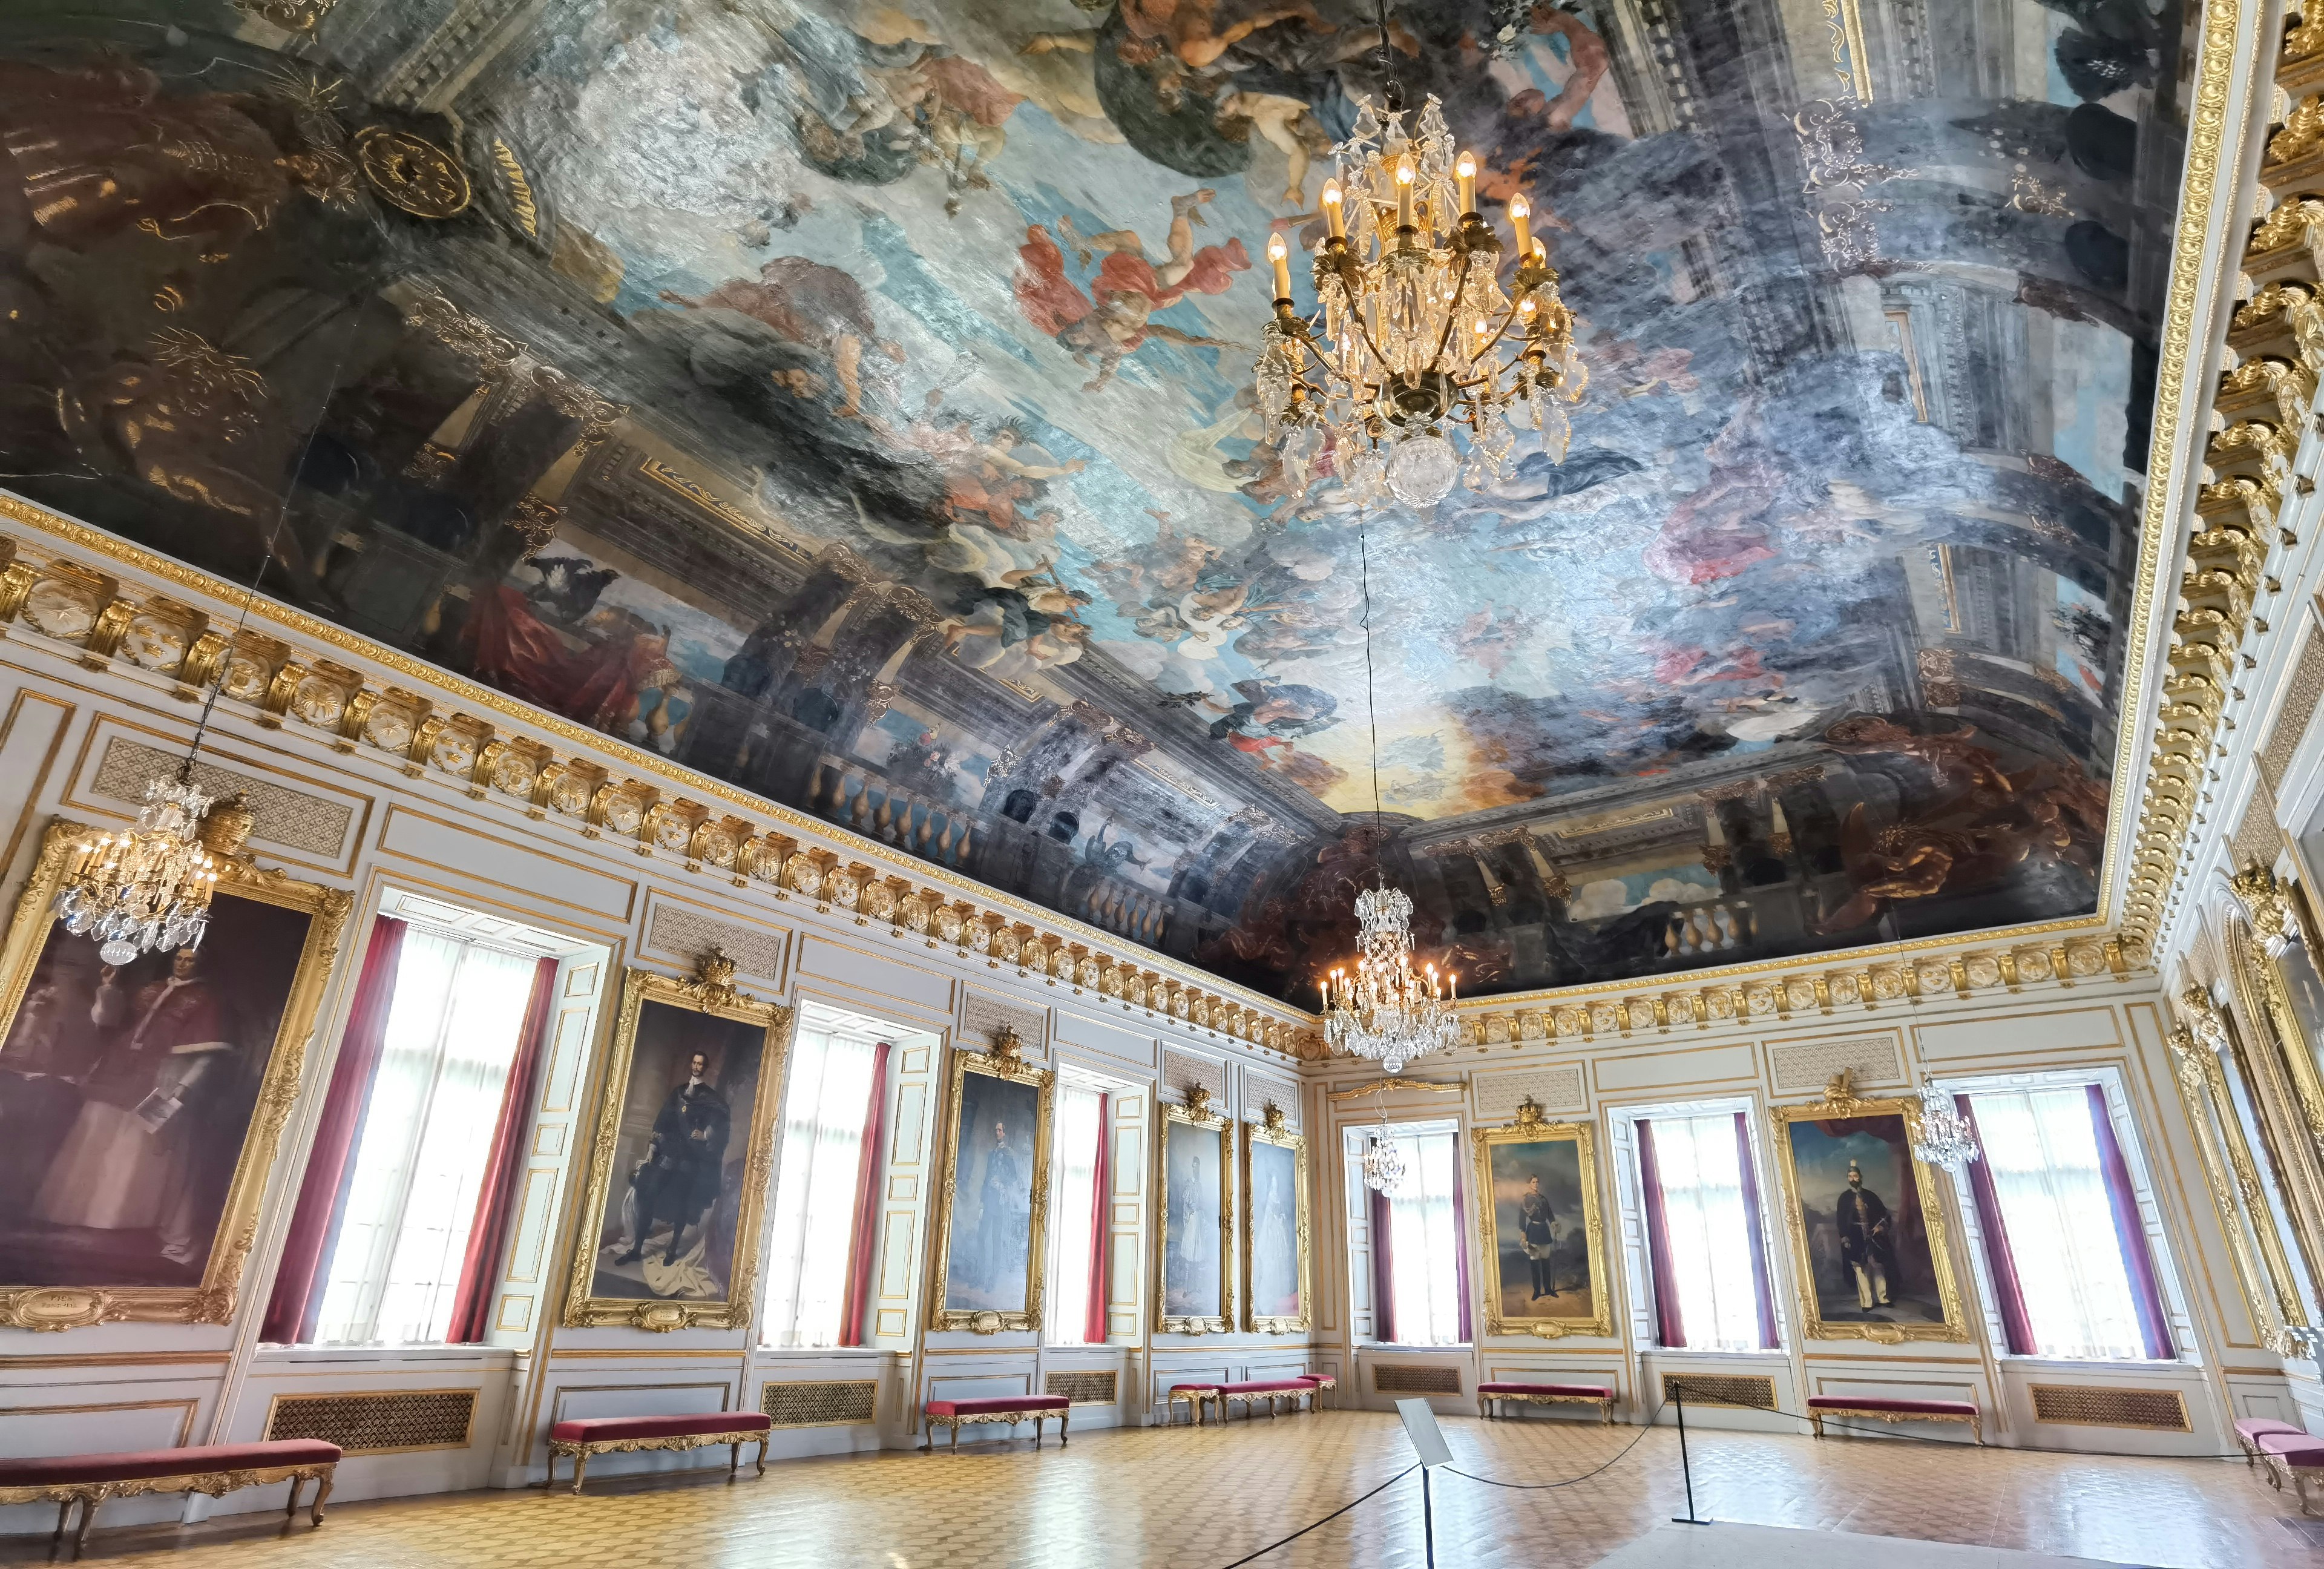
top-left (56, 771), bottom-right (220, 965)
top-left (1360, 1088), bottom-right (1408, 1194)
top-left (1321, 886), bottom-right (1459, 1074)
top-left (1910, 1076), bottom-right (1981, 1172)
top-left (1253, 82), bottom-right (1585, 508)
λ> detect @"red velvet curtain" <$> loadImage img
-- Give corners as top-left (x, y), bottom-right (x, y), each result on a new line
top-left (2087, 1085), bottom-right (2175, 1358)
top-left (1636, 1119), bottom-right (1687, 1349)
top-left (1450, 1145), bottom-right (1474, 1344)
top-left (1368, 1168), bottom-right (1396, 1344)
top-left (1733, 1112), bottom-right (1781, 1349)
top-left (1084, 1093), bottom-right (1111, 1344)
top-left (1956, 1094), bottom-right (2037, 1355)
top-left (837, 1041), bottom-right (894, 1348)
top-left (261, 916), bottom-right (408, 1345)
top-left (444, 956), bottom-right (560, 1344)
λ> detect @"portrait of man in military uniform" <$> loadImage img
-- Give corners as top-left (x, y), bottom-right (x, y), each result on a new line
top-left (589, 998), bottom-right (768, 1303)
top-left (1782, 1114), bottom-right (1947, 1326)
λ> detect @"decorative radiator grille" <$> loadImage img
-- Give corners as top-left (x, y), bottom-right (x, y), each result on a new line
top-left (2028, 1384), bottom-right (2190, 1431)
top-left (761, 1379), bottom-right (878, 1427)
top-left (264, 1389), bottom-right (476, 1454)
top-left (1373, 1365), bottom-right (1462, 1395)
top-left (1661, 1374), bottom-right (1776, 1410)
top-left (1045, 1370), bottom-right (1118, 1406)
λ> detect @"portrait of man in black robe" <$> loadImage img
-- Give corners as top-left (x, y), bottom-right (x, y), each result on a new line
top-left (620, 1050), bottom-right (732, 1269)
top-left (1834, 1159), bottom-right (1898, 1311)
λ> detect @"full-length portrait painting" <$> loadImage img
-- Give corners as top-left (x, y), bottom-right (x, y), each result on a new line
top-left (1770, 1076), bottom-right (1969, 1343)
top-left (1159, 1090), bottom-right (1231, 1333)
top-left (1241, 1105), bottom-right (1309, 1332)
top-left (931, 1031), bottom-right (1052, 1331)
top-left (0, 819), bottom-right (349, 1329)
top-left (564, 962), bottom-right (789, 1331)
top-left (1472, 1099), bottom-right (1611, 1338)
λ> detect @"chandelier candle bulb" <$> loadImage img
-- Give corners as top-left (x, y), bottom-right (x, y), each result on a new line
top-left (1322, 179), bottom-right (1346, 238)
top-left (1509, 193), bottom-right (1531, 257)
top-left (1456, 151), bottom-right (1477, 214)
top-left (1396, 154), bottom-right (1415, 232)
top-left (1267, 232), bottom-right (1293, 300)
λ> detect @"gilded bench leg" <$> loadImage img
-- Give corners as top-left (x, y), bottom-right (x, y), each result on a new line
top-left (571, 1450), bottom-right (591, 1495)
top-left (1060, 1409), bottom-right (1069, 1447)
top-left (1810, 1414), bottom-right (1825, 1439)
top-left (1033, 1416), bottom-right (1045, 1450)
top-left (755, 1437), bottom-right (769, 1478)
top-left (310, 1470), bottom-right (333, 1527)
top-left (1970, 1415), bottom-right (1984, 1447)
top-left (72, 1495), bottom-right (99, 1559)
top-left (284, 1475), bottom-right (304, 1519)
top-left (730, 1442), bottom-right (742, 1478)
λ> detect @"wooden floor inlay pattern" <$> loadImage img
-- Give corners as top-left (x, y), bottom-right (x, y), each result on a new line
top-left (2, 1413), bottom-right (2303, 1568)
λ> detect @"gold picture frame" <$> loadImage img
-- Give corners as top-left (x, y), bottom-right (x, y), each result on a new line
top-left (1471, 1097), bottom-right (1612, 1338)
top-left (1768, 1071), bottom-right (1971, 1344)
top-left (0, 817), bottom-right (352, 1331)
top-left (1158, 1084), bottom-right (1233, 1335)
top-left (1240, 1102), bottom-right (1310, 1334)
top-left (927, 1025), bottom-right (1053, 1333)
top-left (562, 955), bottom-right (791, 1332)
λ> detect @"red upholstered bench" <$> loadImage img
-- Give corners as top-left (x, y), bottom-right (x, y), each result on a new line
top-left (0, 1439), bottom-right (340, 1558)
top-left (1219, 1379), bottom-right (1313, 1420)
top-left (2260, 1431), bottom-right (2324, 1515)
top-left (1166, 1383), bottom-right (1224, 1426)
top-left (1295, 1373), bottom-right (1339, 1410)
top-left (545, 1413), bottom-right (771, 1494)
top-left (921, 1395), bottom-right (1069, 1452)
top-left (1807, 1395), bottom-right (1982, 1446)
top-left (1479, 1382), bottom-right (1616, 1423)
top-left (2237, 1416), bottom-right (2305, 1469)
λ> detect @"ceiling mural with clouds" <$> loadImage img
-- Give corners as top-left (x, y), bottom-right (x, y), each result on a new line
top-left (0, 0), bottom-right (2182, 1000)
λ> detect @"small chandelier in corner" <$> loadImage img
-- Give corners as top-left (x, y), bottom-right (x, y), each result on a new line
top-left (1360, 1091), bottom-right (1408, 1195)
top-left (57, 769), bottom-right (220, 965)
top-left (1250, 18), bottom-right (1586, 509)
top-left (1911, 1076), bottom-right (1981, 1172)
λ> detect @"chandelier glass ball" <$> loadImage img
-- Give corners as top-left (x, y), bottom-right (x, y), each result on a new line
top-left (1321, 886), bottom-right (1458, 1075)
top-left (1252, 91), bottom-right (1586, 508)
top-left (1910, 1076), bottom-right (1982, 1172)
top-left (55, 775), bottom-right (220, 965)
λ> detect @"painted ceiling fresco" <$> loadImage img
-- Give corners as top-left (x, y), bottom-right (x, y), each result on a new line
top-left (0, 0), bottom-right (2182, 1001)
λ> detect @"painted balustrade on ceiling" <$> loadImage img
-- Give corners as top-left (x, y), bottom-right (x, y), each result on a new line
top-left (804, 754), bottom-right (979, 869)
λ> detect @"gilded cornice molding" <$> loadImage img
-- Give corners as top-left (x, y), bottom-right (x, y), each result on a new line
top-left (0, 498), bottom-right (1317, 1061)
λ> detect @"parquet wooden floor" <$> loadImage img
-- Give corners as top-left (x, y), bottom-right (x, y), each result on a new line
top-left (3, 1413), bottom-right (2307, 1568)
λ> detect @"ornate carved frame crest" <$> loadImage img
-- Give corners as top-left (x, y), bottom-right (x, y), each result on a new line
top-left (1240, 1103), bottom-right (1311, 1334)
top-left (0, 818), bottom-right (352, 1330)
top-left (1767, 1070), bottom-right (1972, 1345)
top-left (1470, 1097), bottom-right (1613, 1339)
top-left (1157, 1087), bottom-right (1234, 1335)
top-left (561, 956), bottom-right (792, 1332)
top-left (927, 1027), bottom-right (1054, 1334)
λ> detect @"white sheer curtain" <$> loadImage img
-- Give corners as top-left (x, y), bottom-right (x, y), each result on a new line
top-left (1386, 1130), bottom-right (1463, 1346)
top-left (313, 933), bottom-right (539, 1345)
top-left (1646, 1113), bottom-right (1765, 1352)
top-left (760, 1025), bottom-right (879, 1348)
top-left (1968, 1087), bottom-right (2148, 1360)
top-left (1049, 1086), bottom-right (1104, 1346)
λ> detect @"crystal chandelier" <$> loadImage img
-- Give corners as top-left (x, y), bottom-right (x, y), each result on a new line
top-left (1360, 1093), bottom-right (1408, 1194)
top-left (1316, 521), bottom-right (1458, 1075)
top-left (1252, 19), bottom-right (1585, 509)
top-left (57, 771), bottom-right (220, 965)
top-left (1910, 1076), bottom-right (1981, 1171)
top-left (1322, 886), bottom-right (1459, 1074)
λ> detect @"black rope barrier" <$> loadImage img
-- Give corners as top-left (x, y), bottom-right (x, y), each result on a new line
top-left (1217, 1462), bottom-right (1420, 1567)
top-left (1443, 1399), bottom-right (1671, 1490)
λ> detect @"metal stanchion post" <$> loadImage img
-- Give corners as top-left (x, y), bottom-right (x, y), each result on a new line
top-left (1670, 1382), bottom-right (1710, 1526)
top-left (1421, 1464), bottom-right (1435, 1568)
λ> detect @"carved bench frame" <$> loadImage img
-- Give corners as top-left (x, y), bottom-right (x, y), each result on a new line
top-left (1480, 1389), bottom-right (1616, 1424)
top-left (544, 1427), bottom-right (769, 1494)
top-left (1, 1460), bottom-right (336, 1559)
top-left (1808, 1403), bottom-right (1983, 1446)
top-left (919, 1405), bottom-right (1068, 1452)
